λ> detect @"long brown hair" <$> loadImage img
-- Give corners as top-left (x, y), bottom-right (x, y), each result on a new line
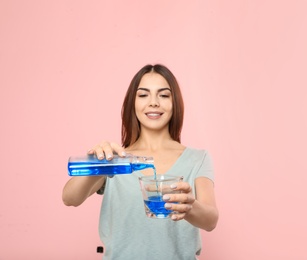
top-left (121, 64), bottom-right (184, 148)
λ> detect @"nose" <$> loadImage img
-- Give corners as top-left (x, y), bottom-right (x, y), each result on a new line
top-left (149, 95), bottom-right (159, 107)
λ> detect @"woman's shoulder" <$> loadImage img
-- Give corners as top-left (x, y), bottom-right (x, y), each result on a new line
top-left (182, 146), bottom-right (211, 161)
top-left (184, 146), bottom-right (209, 154)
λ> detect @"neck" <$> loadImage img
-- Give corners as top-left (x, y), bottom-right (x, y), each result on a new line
top-left (129, 129), bottom-right (174, 152)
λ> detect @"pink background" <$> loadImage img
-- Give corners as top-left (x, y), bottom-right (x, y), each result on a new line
top-left (1, 1), bottom-right (306, 259)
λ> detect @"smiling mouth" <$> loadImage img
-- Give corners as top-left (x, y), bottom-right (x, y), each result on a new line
top-left (145, 112), bottom-right (163, 120)
top-left (146, 113), bottom-right (163, 116)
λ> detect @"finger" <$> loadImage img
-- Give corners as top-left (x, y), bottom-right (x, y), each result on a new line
top-left (165, 202), bottom-right (192, 213)
top-left (171, 213), bottom-right (185, 221)
top-left (87, 149), bottom-right (95, 155)
top-left (110, 142), bottom-right (126, 157)
top-left (94, 145), bottom-right (106, 160)
top-left (87, 141), bottom-right (125, 160)
top-left (163, 193), bottom-right (194, 204)
top-left (88, 143), bottom-right (108, 159)
top-left (100, 141), bottom-right (114, 160)
top-left (170, 181), bottom-right (192, 193)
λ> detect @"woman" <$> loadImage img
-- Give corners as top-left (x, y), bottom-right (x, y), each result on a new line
top-left (62, 64), bottom-right (219, 259)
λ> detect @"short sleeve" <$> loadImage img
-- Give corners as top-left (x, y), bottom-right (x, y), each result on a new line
top-left (96, 178), bottom-right (107, 195)
top-left (195, 150), bottom-right (214, 182)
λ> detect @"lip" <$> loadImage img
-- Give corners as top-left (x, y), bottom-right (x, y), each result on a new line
top-left (145, 111), bottom-right (163, 115)
top-left (145, 111), bottom-right (163, 119)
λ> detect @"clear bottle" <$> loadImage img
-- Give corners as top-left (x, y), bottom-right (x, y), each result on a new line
top-left (68, 154), bottom-right (154, 176)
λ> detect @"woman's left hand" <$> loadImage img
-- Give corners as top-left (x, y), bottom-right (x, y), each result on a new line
top-left (163, 181), bottom-right (195, 221)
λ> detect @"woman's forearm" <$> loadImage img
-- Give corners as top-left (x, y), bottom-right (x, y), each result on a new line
top-left (62, 176), bottom-right (106, 207)
top-left (184, 200), bottom-right (219, 231)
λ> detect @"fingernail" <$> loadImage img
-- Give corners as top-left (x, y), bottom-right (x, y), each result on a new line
top-left (106, 154), bottom-right (112, 160)
top-left (98, 154), bottom-right (104, 159)
top-left (163, 195), bottom-right (170, 201)
top-left (171, 215), bottom-right (178, 220)
top-left (170, 184), bottom-right (177, 189)
top-left (164, 203), bottom-right (171, 209)
top-left (121, 151), bottom-right (126, 156)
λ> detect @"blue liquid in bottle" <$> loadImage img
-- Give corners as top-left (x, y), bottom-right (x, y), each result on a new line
top-left (68, 154), bottom-right (154, 176)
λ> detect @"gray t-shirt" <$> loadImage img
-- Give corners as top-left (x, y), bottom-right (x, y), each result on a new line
top-left (98, 147), bottom-right (214, 260)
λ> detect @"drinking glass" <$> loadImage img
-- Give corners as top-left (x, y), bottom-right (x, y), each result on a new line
top-left (139, 175), bottom-right (183, 219)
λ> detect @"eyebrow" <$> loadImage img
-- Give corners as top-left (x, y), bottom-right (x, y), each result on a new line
top-left (137, 87), bottom-right (171, 92)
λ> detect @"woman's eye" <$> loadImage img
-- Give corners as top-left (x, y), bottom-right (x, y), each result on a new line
top-left (138, 94), bottom-right (148, 98)
top-left (160, 94), bottom-right (170, 98)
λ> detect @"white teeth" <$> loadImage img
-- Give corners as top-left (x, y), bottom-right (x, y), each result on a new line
top-left (147, 113), bottom-right (161, 116)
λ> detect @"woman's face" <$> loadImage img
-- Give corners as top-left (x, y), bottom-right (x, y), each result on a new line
top-left (135, 72), bottom-right (173, 132)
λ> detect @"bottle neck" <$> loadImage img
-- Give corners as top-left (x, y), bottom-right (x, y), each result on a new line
top-left (131, 155), bottom-right (154, 165)
top-left (130, 156), bottom-right (155, 172)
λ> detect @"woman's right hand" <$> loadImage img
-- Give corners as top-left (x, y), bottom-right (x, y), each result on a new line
top-left (87, 141), bottom-right (126, 160)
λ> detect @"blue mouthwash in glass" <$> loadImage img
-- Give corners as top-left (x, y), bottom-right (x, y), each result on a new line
top-left (145, 195), bottom-right (173, 218)
top-left (68, 154), bottom-right (154, 176)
